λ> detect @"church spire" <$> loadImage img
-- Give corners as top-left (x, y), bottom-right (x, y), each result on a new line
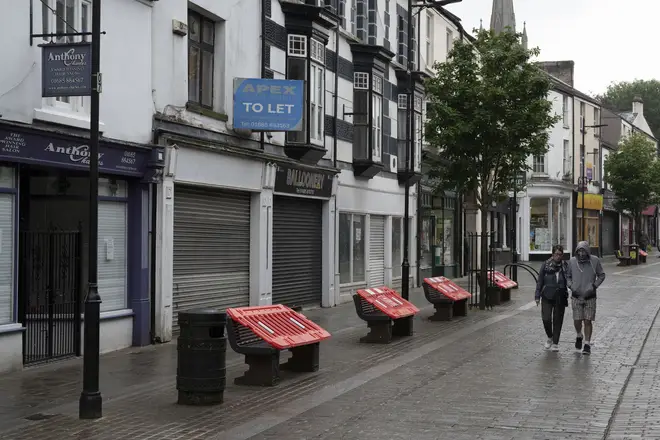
top-left (522, 22), bottom-right (528, 50)
top-left (479, 19), bottom-right (483, 31)
top-left (490, 0), bottom-right (516, 33)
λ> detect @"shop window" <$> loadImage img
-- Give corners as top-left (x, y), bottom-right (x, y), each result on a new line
top-left (437, 212), bottom-right (454, 265)
top-left (420, 216), bottom-right (432, 270)
top-left (392, 217), bottom-right (402, 278)
top-left (531, 197), bottom-right (569, 252)
top-left (577, 210), bottom-right (600, 248)
top-left (286, 35), bottom-right (325, 146)
top-left (0, 167), bottom-right (15, 324)
top-left (98, 200), bottom-right (128, 312)
top-left (41, 0), bottom-right (92, 114)
top-left (339, 213), bottom-right (366, 284)
top-left (353, 72), bottom-right (382, 162)
top-left (188, 9), bottom-right (216, 108)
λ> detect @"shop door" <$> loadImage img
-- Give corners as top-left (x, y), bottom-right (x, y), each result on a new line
top-left (172, 185), bottom-right (250, 334)
top-left (272, 196), bottom-right (322, 306)
top-left (368, 215), bottom-right (385, 287)
top-left (602, 213), bottom-right (617, 256)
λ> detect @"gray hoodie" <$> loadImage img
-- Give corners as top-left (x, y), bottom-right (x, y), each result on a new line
top-left (566, 241), bottom-right (606, 300)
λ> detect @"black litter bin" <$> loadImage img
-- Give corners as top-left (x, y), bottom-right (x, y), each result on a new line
top-left (176, 309), bottom-right (227, 405)
top-left (629, 244), bottom-right (640, 265)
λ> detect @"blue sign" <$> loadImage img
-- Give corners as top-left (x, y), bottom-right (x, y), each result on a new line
top-left (233, 78), bottom-right (304, 131)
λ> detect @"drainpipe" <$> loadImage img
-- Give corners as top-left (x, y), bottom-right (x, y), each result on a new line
top-left (332, 17), bottom-right (340, 303)
top-left (571, 94), bottom-right (576, 255)
top-left (260, 0), bottom-right (267, 151)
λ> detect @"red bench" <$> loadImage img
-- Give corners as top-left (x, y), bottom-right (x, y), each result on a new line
top-left (226, 305), bottom-right (331, 386)
top-left (488, 271), bottom-right (517, 304)
top-left (353, 286), bottom-right (420, 343)
top-left (422, 277), bottom-right (471, 321)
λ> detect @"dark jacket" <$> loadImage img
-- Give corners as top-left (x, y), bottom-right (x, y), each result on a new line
top-left (535, 260), bottom-right (569, 302)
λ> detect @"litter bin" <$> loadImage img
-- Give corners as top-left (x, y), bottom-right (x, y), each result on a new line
top-left (629, 243), bottom-right (640, 265)
top-left (176, 309), bottom-right (227, 405)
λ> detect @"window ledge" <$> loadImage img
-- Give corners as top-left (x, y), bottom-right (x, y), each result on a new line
top-left (186, 102), bottom-right (229, 122)
top-left (34, 107), bottom-right (105, 131)
top-left (0, 323), bottom-right (24, 335)
top-left (339, 281), bottom-right (367, 287)
top-left (82, 309), bottom-right (134, 321)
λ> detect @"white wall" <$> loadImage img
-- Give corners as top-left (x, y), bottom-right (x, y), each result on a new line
top-left (0, 0), bottom-right (153, 144)
top-left (535, 90), bottom-right (571, 181)
top-left (573, 98), bottom-right (602, 194)
top-left (0, 327), bottom-right (23, 373)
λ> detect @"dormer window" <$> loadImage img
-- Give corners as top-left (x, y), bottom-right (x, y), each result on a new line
top-left (286, 34), bottom-right (325, 147)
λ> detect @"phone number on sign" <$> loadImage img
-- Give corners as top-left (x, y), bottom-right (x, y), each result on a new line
top-left (239, 121), bottom-right (295, 130)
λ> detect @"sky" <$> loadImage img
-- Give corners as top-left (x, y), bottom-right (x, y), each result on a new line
top-left (444, 0), bottom-right (659, 97)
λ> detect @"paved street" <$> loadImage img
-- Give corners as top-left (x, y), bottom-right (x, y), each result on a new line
top-left (1, 256), bottom-right (659, 439)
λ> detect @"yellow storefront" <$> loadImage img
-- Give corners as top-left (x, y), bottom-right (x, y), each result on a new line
top-left (576, 193), bottom-right (603, 253)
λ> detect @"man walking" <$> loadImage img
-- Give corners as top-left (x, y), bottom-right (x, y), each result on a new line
top-left (566, 241), bottom-right (606, 355)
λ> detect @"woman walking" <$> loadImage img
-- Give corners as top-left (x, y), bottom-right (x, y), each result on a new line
top-left (534, 245), bottom-right (569, 351)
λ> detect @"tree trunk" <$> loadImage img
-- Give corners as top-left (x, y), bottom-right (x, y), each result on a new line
top-left (479, 205), bottom-right (489, 310)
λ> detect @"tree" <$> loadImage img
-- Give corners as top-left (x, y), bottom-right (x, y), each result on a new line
top-left (604, 132), bottom-right (660, 244)
top-left (424, 28), bottom-right (559, 309)
top-left (597, 80), bottom-right (660, 137)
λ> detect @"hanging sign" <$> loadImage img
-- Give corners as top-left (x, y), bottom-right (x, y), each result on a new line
top-left (40, 42), bottom-right (93, 97)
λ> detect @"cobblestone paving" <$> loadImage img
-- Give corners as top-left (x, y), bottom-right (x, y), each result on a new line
top-left (0, 260), bottom-right (658, 439)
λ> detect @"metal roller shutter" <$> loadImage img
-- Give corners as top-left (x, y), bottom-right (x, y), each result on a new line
top-left (368, 215), bottom-right (385, 286)
top-left (172, 185), bottom-right (251, 333)
top-left (272, 196), bottom-right (322, 306)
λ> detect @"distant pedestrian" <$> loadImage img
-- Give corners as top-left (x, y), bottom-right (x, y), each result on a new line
top-left (566, 241), bottom-right (606, 355)
top-left (535, 245), bottom-right (569, 352)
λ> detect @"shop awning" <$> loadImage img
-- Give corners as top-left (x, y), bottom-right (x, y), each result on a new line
top-left (642, 205), bottom-right (658, 216)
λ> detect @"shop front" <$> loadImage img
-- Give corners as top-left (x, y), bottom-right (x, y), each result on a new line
top-left (576, 192), bottom-right (603, 256)
top-left (621, 214), bottom-right (632, 249)
top-left (520, 185), bottom-right (572, 262)
top-left (419, 190), bottom-right (461, 279)
top-left (0, 122), bottom-right (159, 373)
top-left (642, 205), bottom-right (657, 248)
top-left (336, 170), bottom-right (414, 303)
top-left (601, 190), bottom-right (619, 256)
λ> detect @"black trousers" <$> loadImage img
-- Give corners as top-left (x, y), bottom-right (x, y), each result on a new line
top-left (541, 298), bottom-right (566, 344)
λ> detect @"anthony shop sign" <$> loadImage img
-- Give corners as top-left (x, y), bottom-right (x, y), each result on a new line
top-left (0, 127), bottom-right (150, 177)
top-left (41, 42), bottom-right (92, 97)
top-left (233, 78), bottom-right (304, 131)
top-left (274, 163), bottom-right (333, 198)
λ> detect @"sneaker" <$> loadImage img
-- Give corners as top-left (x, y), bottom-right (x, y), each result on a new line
top-left (544, 338), bottom-right (553, 350)
top-left (575, 335), bottom-right (583, 350)
top-left (582, 344), bottom-right (591, 355)
top-left (550, 344), bottom-right (559, 352)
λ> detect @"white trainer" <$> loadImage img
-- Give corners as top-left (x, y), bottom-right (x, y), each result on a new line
top-left (550, 344), bottom-right (559, 352)
top-left (544, 339), bottom-right (552, 349)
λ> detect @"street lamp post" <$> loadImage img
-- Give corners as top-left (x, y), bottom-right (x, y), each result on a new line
top-left (402, 0), bottom-right (461, 300)
top-left (79, 0), bottom-right (103, 420)
top-left (580, 123), bottom-right (607, 245)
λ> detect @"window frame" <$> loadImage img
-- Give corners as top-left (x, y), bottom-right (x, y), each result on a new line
top-left (413, 94), bottom-right (423, 172)
top-left (562, 95), bottom-right (570, 128)
top-left (425, 12), bottom-right (433, 67)
top-left (188, 9), bottom-right (216, 109)
top-left (446, 29), bottom-right (453, 56)
top-left (353, 71), bottom-right (383, 163)
top-left (41, 0), bottom-right (92, 113)
top-left (339, 213), bottom-right (367, 285)
top-left (286, 34), bottom-right (326, 146)
top-left (562, 139), bottom-right (571, 176)
top-left (371, 75), bottom-right (383, 163)
top-left (532, 154), bottom-right (546, 174)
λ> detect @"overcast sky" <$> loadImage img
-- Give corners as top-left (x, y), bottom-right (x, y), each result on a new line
top-left (444, 0), bottom-right (658, 97)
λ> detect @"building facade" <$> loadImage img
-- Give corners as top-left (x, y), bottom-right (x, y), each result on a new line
top-left (0, 0), bottom-right (159, 373)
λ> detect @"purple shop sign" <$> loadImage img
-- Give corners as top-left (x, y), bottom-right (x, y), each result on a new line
top-left (0, 127), bottom-right (150, 176)
top-left (586, 166), bottom-right (593, 181)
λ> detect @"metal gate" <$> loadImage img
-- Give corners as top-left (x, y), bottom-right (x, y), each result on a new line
top-left (368, 215), bottom-right (385, 286)
top-left (464, 232), bottom-right (496, 310)
top-left (272, 196), bottom-right (322, 306)
top-left (19, 230), bottom-right (82, 365)
top-left (172, 186), bottom-right (251, 333)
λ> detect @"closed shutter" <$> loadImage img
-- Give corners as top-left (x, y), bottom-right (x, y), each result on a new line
top-left (0, 194), bottom-right (13, 324)
top-left (602, 213), bottom-right (617, 256)
top-left (172, 186), bottom-right (250, 333)
top-left (368, 215), bottom-right (385, 286)
top-left (98, 201), bottom-right (128, 312)
top-left (272, 196), bottom-right (322, 306)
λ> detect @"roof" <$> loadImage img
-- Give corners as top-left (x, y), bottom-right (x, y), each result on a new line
top-left (618, 111), bottom-right (636, 124)
top-left (547, 74), bottom-right (601, 107)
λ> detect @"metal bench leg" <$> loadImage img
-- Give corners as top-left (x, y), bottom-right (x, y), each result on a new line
top-left (392, 316), bottom-right (414, 337)
top-left (360, 320), bottom-right (392, 344)
top-left (452, 299), bottom-right (468, 317)
top-left (429, 302), bottom-right (453, 321)
top-left (500, 288), bottom-right (511, 302)
top-left (283, 343), bottom-right (320, 373)
top-left (234, 352), bottom-right (281, 387)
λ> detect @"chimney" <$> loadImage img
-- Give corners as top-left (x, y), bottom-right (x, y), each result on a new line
top-left (535, 61), bottom-right (575, 87)
top-left (633, 95), bottom-right (644, 116)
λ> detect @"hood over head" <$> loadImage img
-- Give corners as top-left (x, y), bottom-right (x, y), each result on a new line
top-left (576, 241), bottom-right (591, 257)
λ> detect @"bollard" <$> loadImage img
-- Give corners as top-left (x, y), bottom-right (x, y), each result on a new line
top-left (176, 309), bottom-right (227, 406)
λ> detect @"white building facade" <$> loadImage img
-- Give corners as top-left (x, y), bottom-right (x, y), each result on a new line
top-left (0, 0), bottom-right (159, 373)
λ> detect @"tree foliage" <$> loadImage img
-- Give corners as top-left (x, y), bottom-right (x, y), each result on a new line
top-left (424, 29), bottom-right (559, 207)
top-left (604, 132), bottom-right (660, 238)
top-left (597, 80), bottom-right (660, 137)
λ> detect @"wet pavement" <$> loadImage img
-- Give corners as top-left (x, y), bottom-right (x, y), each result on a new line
top-left (0, 257), bottom-right (658, 439)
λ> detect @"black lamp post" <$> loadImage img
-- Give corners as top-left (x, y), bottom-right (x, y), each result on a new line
top-left (402, 0), bottom-right (462, 300)
top-left (79, 0), bottom-right (103, 420)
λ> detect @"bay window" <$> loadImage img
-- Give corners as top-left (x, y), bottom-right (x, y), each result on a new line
top-left (414, 95), bottom-right (423, 172)
top-left (286, 34), bottom-right (325, 146)
top-left (339, 213), bottom-right (366, 284)
top-left (41, 0), bottom-right (91, 112)
top-left (353, 72), bottom-right (383, 162)
top-left (397, 94), bottom-right (408, 168)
